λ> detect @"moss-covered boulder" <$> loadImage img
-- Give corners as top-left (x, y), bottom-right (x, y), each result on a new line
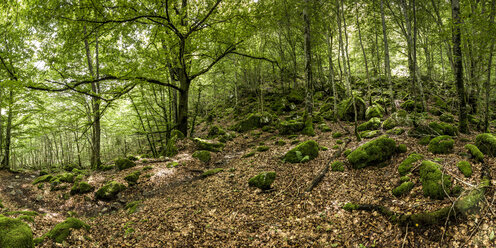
top-left (192, 150), bottom-right (211, 163)
top-left (70, 181), bottom-right (94, 195)
top-left (337, 96), bottom-right (366, 121)
top-left (382, 110), bottom-right (410, 130)
top-left (33, 174), bottom-right (53, 185)
top-left (235, 113), bottom-right (273, 132)
top-left (386, 127), bottom-right (405, 135)
top-left (419, 161), bottom-right (452, 200)
top-left (58, 173), bottom-right (75, 183)
top-left (0, 216), bottom-right (33, 248)
top-left (439, 113), bottom-right (455, 123)
top-left (347, 136), bottom-right (397, 169)
top-left (400, 100), bottom-right (422, 112)
top-left (396, 144), bottom-right (407, 153)
top-left (475, 133), bottom-right (496, 156)
top-left (46, 217), bottom-right (90, 243)
top-left (115, 158), bottom-right (136, 171)
top-left (193, 138), bottom-right (225, 152)
top-left (428, 122), bottom-right (457, 136)
top-left (248, 171), bottom-right (276, 190)
top-left (124, 171), bottom-right (141, 186)
top-left (454, 180), bottom-right (489, 216)
top-left (392, 181), bottom-right (414, 197)
top-left (357, 117), bottom-right (381, 132)
top-left (95, 181), bottom-right (126, 201)
top-left (365, 105), bottom-right (384, 120)
top-left (359, 130), bottom-right (381, 139)
top-left (171, 129), bottom-right (185, 139)
top-left (332, 132), bottom-right (343, 138)
top-left (465, 144), bottom-right (484, 162)
top-left (287, 90), bottom-right (305, 104)
top-left (331, 161), bottom-right (345, 172)
top-left (201, 168), bottom-right (224, 177)
top-left (279, 120), bottom-right (305, 135)
top-left (428, 135), bottom-right (454, 154)
top-left (456, 161), bottom-right (472, 178)
top-left (207, 125), bottom-right (226, 138)
top-left (398, 153), bottom-right (424, 176)
top-left (283, 140), bottom-right (319, 163)
top-left (301, 116), bottom-right (315, 136)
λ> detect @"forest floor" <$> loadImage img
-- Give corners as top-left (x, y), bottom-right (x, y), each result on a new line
top-left (1, 110), bottom-right (496, 247)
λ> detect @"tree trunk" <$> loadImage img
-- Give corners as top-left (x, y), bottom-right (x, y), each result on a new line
top-left (325, 26), bottom-right (338, 120)
top-left (356, 2), bottom-right (372, 106)
top-left (452, 0), bottom-right (469, 133)
top-left (303, 0), bottom-right (314, 117)
top-left (381, 0), bottom-right (396, 113)
top-left (485, 0), bottom-right (496, 132)
top-left (1, 90), bottom-right (13, 170)
top-left (177, 69), bottom-right (190, 136)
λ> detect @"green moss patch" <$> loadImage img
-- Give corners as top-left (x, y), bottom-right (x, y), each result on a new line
top-left (392, 182), bottom-right (414, 197)
top-left (465, 144), bottom-right (484, 162)
top-left (283, 140), bottom-right (319, 163)
top-left (337, 96), bottom-right (366, 121)
top-left (398, 153), bottom-right (424, 176)
top-left (201, 168), bottom-right (224, 177)
top-left (248, 171), bottom-right (276, 190)
top-left (115, 158), bottom-right (136, 171)
top-left (193, 138), bottom-right (225, 152)
top-left (332, 132), bottom-right (343, 138)
top-left (33, 174), bottom-right (53, 185)
top-left (428, 122), bottom-right (457, 136)
top-left (124, 201), bottom-right (141, 214)
top-left (456, 161), bottom-right (472, 178)
top-left (242, 151), bottom-right (255, 158)
top-left (0, 216), bottom-right (33, 248)
top-left (396, 144), bottom-right (407, 153)
top-left (70, 182), bottom-right (94, 195)
top-left (95, 181), bottom-right (126, 201)
top-left (192, 150), bottom-right (211, 163)
top-left (428, 135), bottom-right (454, 154)
top-left (124, 171), bottom-right (141, 186)
top-left (279, 120), bottom-right (305, 135)
top-left (357, 117), bottom-right (381, 132)
top-left (365, 105), bottom-right (384, 120)
top-left (331, 161), bottom-right (344, 172)
top-left (207, 125), bottom-right (226, 138)
top-left (419, 161), bottom-right (452, 200)
top-left (256, 146), bottom-right (270, 152)
top-left (439, 113), bottom-right (455, 123)
top-left (475, 133), bottom-right (496, 156)
top-left (347, 136), bottom-right (397, 169)
top-left (46, 217), bottom-right (90, 243)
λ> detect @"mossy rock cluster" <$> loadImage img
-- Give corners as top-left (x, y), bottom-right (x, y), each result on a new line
top-left (428, 135), bottom-right (454, 154)
top-left (201, 168), bottom-right (224, 177)
top-left (0, 216), bottom-right (34, 248)
top-left (331, 161), bottom-right (345, 172)
top-left (475, 133), bottom-right (496, 156)
top-left (115, 158), bottom-right (136, 171)
top-left (439, 113), bottom-right (455, 123)
top-left (283, 140), bottom-right (319, 163)
top-left (301, 116), bottom-right (315, 136)
top-left (382, 110), bottom-right (410, 130)
top-left (428, 122), bottom-right (457, 136)
top-left (465, 144), bottom-right (484, 162)
top-left (347, 136), bottom-right (397, 169)
top-left (124, 171), bottom-right (141, 186)
top-left (248, 171), bottom-right (276, 190)
top-left (70, 181), bottom-right (94, 195)
top-left (207, 125), bottom-right (226, 138)
top-left (235, 113), bottom-right (273, 132)
top-left (33, 174), bottom-right (53, 185)
top-left (400, 100), bottom-right (422, 112)
top-left (357, 117), bottom-right (381, 132)
top-left (193, 138), bottom-right (225, 152)
top-left (337, 96), bottom-right (366, 121)
top-left (287, 90), bottom-right (305, 104)
top-left (456, 161), bottom-right (472, 178)
top-left (392, 181), bottom-right (414, 197)
top-left (360, 130), bottom-right (381, 139)
top-left (419, 161), bottom-right (452, 200)
top-left (45, 217), bottom-right (90, 244)
top-left (192, 150), bottom-right (211, 163)
top-left (279, 120), bottom-right (305, 135)
top-left (365, 105), bottom-right (384, 120)
top-left (95, 181), bottom-right (126, 201)
top-left (386, 127), bottom-right (405, 135)
top-left (398, 153), bottom-right (424, 176)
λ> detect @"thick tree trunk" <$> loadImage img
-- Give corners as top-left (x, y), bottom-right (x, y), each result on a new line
top-left (177, 71), bottom-right (190, 136)
top-left (452, 0), bottom-right (469, 133)
top-left (381, 0), bottom-right (396, 113)
top-left (1, 90), bottom-right (13, 170)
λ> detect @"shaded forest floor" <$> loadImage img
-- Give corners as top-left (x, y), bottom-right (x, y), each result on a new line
top-left (1, 102), bottom-right (496, 247)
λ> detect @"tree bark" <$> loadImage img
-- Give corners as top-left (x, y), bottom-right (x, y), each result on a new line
top-left (1, 90), bottom-right (13, 170)
top-left (485, 0), bottom-right (496, 132)
top-left (356, 2), bottom-right (372, 106)
top-left (381, 0), bottom-right (396, 112)
top-left (325, 26), bottom-right (338, 120)
top-left (452, 0), bottom-right (469, 133)
top-left (303, 0), bottom-right (314, 117)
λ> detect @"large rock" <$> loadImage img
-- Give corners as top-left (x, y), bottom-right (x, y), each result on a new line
top-left (279, 120), bottom-right (305, 135)
top-left (365, 105), bottom-right (384, 120)
top-left (398, 153), bottom-right (424, 176)
top-left (428, 135), bottom-right (454, 154)
top-left (70, 181), bottom-right (94, 195)
top-left (475, 133), bottom-right (496, 156)
top-left (357, 117), bottom-right (381, 132)
top-left (193, 138), bottom-right (225, 152)
top-left (46, 217), bottom-right (90, 243)
top-left (347, 136), bottom-right (397, 169)
top-left (382, 110), bottom-right (410, 130)
top-left (95, 181), bottom-right (126, 201)
top-left (248, 172), bottom-right (276, 190)
top-left (283, 140), bottom-right (319, 163)
top-left (235, 113), bottom-right (272, 132)
top-left (0, 216), bottom-right (33, 248)
top-left (337, 96), bottom-right (366, 121)
top-left (419, 161), bottom-right (452, 200)
top-left (115, 158), bottom-right (136, 171)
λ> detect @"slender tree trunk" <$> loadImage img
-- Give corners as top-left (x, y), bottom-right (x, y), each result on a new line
top-left (452, 0), bottom-right (469, 133)
top-left (1, 90), bottom-right (13, 170)
top-left (485, 0), bottom-right (496, 132)
top-left (337, 0), bottom-right (350, 95)
top-left (412, 0), bottom-right (426, 111)
top-left (190, 84), bottom-right (202, 137)
top-left (303, 0), bottom-right (314, 117)
top-left (381, 0), bottom-right (396, 113)
top-left (356, 2), bottom-right (372, 106)
top-left (325, 26), bottom-right (338, 120)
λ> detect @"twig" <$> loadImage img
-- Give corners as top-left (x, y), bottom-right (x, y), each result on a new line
top-left (401, 223), bottom-right (409, 248)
